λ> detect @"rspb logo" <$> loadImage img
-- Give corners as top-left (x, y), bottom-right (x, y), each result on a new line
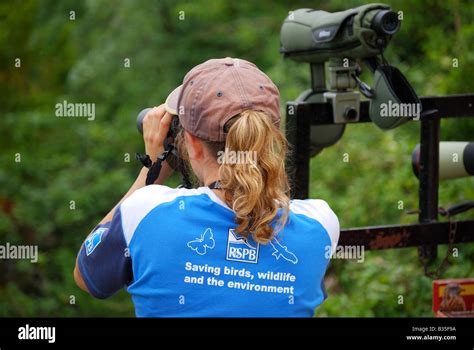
top-left (85, 227), bottom-right (107, 256)
top-left (226, 229), bottom-right (259, 264)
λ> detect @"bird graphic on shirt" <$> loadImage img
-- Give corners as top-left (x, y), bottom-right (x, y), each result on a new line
top-left (440, 283), bottom-right (466, 312)
top-left (187, 228), bottom-right (215, 255)
top-left (228, 229), bottom-right (257, 249)
top-left (269, 239), bottom-right (298, 264)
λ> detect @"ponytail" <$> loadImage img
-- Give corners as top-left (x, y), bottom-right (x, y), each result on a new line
top-left (217, 110), bottom-right (290, 244)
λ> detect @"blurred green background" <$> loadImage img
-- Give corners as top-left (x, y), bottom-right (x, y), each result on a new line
top-left (1, 0), bottom-right (473, 317)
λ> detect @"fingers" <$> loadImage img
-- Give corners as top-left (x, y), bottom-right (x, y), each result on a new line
top-left (143, 105), bottom-right (166, 133)
top-left (156, 112), bottom-right (173, 142)
top-left (143, 105), bottom-right (165, 141)
top-left (142, 104), bottom-right (175, 160)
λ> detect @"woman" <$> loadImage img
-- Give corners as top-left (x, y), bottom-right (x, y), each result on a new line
top-left (74, 57), bottom-right (339, 317)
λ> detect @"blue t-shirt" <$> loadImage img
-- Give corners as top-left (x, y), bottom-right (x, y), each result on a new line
top-left (77, 185), bottom-right (339, 317)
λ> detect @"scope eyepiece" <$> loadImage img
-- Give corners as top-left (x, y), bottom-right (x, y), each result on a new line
top-left (372, 10), bottom-right (400, 36)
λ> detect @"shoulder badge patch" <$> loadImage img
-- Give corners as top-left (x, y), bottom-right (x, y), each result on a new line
top-left (85, 228), bottom-right (107, 256)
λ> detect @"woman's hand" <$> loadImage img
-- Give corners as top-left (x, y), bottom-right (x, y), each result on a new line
top-left (142, 105), bottom-right (175, 184)
top-left (142, 105), bottom-right (173, 161)
top-left (75, 106), bottom-right (176, 291)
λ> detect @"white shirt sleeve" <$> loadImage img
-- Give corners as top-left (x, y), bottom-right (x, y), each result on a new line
top-left (290, 199), bottom-right (340, 255)
top-left (120, 185), bottom-right (212, 246)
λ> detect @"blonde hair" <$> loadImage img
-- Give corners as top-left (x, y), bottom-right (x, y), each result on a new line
top-left (177, 110), bottom-right (290, 244)
top-left (211, 110), bottom-right (290, 244)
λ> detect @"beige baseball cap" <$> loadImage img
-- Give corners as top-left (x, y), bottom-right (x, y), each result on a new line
top-left (164, 57), bottom-right (281, 142)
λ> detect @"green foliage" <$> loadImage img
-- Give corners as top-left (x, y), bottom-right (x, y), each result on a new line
top-left (1, 0), bottom-right (473, 316)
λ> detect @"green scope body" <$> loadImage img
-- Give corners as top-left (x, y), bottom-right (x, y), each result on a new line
top-left (412, 142), bottom-right (474, 181)
top-left (280, 3), bottom-right (400, 63)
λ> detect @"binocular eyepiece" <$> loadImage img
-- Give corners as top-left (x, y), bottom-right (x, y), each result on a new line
top-left (136, 108), bottom-right (180, 139)
top-left (136, 108), bottom-right (150, 134)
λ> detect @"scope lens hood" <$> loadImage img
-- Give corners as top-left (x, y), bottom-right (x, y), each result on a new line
top-left (369, 64), bottom-right (421, 129)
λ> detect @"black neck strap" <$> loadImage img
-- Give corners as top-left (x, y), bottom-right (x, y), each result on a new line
top-left (137, 147), bottom-right (221, 189)
top-left (208, 180), bottom-right (222, 190)
top-left (136, 144), bottom-right (175, 186)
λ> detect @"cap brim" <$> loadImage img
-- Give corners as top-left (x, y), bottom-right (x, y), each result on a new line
top-left (165, 85), bottom-right (182, 115)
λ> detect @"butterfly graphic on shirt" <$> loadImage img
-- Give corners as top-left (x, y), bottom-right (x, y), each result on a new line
top-left (187, 228), bottom-right (216, 255)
